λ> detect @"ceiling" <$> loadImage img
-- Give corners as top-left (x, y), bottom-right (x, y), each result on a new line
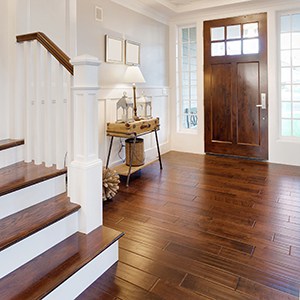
top-left (147, 0), bottom-right (255, 13)
top-left (112, 0), bottom-right (293, 23)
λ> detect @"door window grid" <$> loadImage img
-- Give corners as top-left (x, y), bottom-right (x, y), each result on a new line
top-left (176, 26), bottom-right (198, 130)
top-left (210, 22), bottom-right (259, 56)
top-left (280, 13), bottom-right (300, 138)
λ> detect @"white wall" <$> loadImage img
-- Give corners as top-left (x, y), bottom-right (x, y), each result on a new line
top-left (0, 0), bottom-right (10, 139)
top-left (169, 0), bottom-right (300, 166)
top-left (77, 0), bottom-right (170, 164)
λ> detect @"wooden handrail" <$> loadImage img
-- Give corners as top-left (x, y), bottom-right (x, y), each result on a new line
top-left (16, 32), bottom-right (73, 75)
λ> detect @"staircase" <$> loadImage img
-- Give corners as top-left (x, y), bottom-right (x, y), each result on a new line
top-left (0, 140), bottom-right (123, 299)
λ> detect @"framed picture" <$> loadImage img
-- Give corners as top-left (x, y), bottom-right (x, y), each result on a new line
top-left (125, 40), bottom-right (140, 65)
top-left (105, 35), bottom-right (123, 64)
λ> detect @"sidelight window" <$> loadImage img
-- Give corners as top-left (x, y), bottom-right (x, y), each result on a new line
top-left (280, 13), bottom-right (300, 138)
top-left (176, 26), bottom-right (198, 131)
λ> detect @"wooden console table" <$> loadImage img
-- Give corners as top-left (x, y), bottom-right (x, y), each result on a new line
top-left (106, 118), bottom-right (163, 186)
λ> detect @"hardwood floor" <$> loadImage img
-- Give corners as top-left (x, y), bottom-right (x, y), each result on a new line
top-left (78, 151), bottom-right (300, 299)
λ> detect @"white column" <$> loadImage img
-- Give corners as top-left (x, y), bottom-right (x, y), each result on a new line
top-left (68, 55), bottom-right (102, 234)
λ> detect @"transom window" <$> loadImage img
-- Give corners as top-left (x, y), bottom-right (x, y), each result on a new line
top-left (176, 26), bottom-right (198, 130)
top-left (280, 13), bottom-right (300, 138)
top-left (210, 22), bottom-right (259, 56)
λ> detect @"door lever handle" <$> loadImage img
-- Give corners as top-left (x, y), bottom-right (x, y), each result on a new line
top-left (256, 93), bottom-right (267, 109)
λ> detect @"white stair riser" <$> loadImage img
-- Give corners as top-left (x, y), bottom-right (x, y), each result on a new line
top-left (0, 174), bottom-right (66, 219)
top-left (0, 212), bottom-right (79, 279)
top-left (43, 241), bottom-right (119, 300)
top-left (0, 145), bottom-right (24, 168)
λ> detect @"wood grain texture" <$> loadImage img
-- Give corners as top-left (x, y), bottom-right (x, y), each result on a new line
top-left (78, 152), bottom-right (300, 299)
top-left (0, 193), bottom-right (80, 251)
top-left (0, 161), bottom-right (66, 196)
top-left (0, 139), bottom-right (24, 151)
top-left (0, 226), bottom-right (123, 300)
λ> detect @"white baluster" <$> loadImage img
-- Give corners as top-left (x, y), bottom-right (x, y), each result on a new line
top-left (55, 64), bottom-right (65, 169)
top-left (24, 41), bottom-right (33, 163)
top-left (44, 52), bottom-right (53, 167)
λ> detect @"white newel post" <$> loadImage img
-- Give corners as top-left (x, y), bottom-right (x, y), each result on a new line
top-left (69, 55), bottom-right (102, 234)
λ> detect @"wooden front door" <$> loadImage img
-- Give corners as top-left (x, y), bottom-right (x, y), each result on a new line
top-left (204, 13), bottom-right (268, 159)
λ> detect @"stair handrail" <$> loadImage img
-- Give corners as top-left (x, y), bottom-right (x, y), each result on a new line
top-left (16, 32), bottom-right (74, 75)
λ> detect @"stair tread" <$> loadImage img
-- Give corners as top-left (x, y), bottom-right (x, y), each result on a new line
top-left (0, 161), bottom-right (66, 197)
top-left (0, 225), bottom-right (124, 300)
top-left (0, 139), bottom-right (24, 151)
top-left (0, 193), bottom-right (80, 251)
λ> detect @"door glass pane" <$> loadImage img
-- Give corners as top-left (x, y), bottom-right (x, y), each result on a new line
top-left (292, 50), bottom-right (300, 66)
top-left (190, 27), bottom-right (196, 42)
top-left (282, 85), bottom-right (291, 101)
top-left (182, 28), bottom-right (189, 42)
top-left (190, 72), bottom-right (197, 85)
top-left (227, 40), bottom-right (241, 55)
top-left (292, 32), bottom-right (300, 49)
top-left (211, 42), bottom-right (225, 56)
top-left (292, 67), bottom-right (300, 83)
top-left (190, 57), bottom-right (197, 71)
top-left (281, 15), bottom-right (291, 33)
top-left (281, 68), bottom-right (291, 83)
top-left (294, 120), bottom-right (300, 137)
top-left (190, 43), bottom-right (197, 56)
top-left (227, 25), bottom-right (241, 39)
top-left (243, 38), bottom-right (259, 54)
top-left (282, 119), bottom-right (292, 136)
top-left (293, 103), bottom-right (300, 118)
top-left (281, 33), bottom-right (291, 50)
top-left (293, 85), bottom-right (300, 101)
top-left (282, 102), bottom-right (292, 118)
top-left (211, 27), bottom-right (224, 41)
top-left (191, 86), bottom-right (197, 99)
top-left (281, 50), bottom-right (291, 66)
top-left (243, 23), bottom-right (258, 38)
top-left (292, 14), bottom-right (300, 31)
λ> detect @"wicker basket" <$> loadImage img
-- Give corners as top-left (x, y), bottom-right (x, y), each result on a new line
top-left (125, 138), bottom-right (145, 166)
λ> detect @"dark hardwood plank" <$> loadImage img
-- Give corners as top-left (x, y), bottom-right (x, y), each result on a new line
top-left (0, 193), bottom-right (80, 251)
top-left (82, 151), bottom-right (300, 299)
top-left (0, 226), bottom-right (123, 300)
top-left (0, 139), bottom-right (24, 151)
top-left (0, 161), bottom-right (66, 196)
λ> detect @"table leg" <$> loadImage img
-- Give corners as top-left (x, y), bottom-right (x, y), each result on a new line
top-left (126, 135), bottom-right (137, 187)
top-left (106, 136), bottom-right (114, 169)
top-left (154, 129), bottom-right (163, 170)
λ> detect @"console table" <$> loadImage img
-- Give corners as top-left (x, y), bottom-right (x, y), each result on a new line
top-left (106, 117), bottom-right (163, 186)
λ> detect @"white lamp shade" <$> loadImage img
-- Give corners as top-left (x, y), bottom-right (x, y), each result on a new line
top-left (124, 66), bottom-right (145, 84)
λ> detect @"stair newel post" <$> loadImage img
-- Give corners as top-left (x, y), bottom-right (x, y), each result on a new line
top-left (68, 55), bottom-right (102, 234)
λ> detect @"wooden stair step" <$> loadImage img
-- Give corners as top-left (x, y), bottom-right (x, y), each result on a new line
top-left (0, 139), bottom-right (24, 151)
top-left (0, 161), bottom-right (66, 197)
top-left (0, 193), bottom-right (80, 251)
top-left (0, 226), bottom-right (124, 300)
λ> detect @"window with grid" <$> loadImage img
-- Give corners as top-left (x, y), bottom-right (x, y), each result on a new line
top-left (176, 26), bottom-right (197, 130)
top-left (280, 13), bottom-right (300, 138)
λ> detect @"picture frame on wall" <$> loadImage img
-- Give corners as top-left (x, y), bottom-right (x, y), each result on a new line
top-left (105, 35), bottom-right (123, 64)
top-left (125, 40), bottom-right (140, 65)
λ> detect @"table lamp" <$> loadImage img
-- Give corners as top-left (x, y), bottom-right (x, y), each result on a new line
top-left (124, 66), bottom-right (145, 121)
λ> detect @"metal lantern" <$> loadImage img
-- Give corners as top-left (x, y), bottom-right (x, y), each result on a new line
top-left (137, 93), bottom-right (152, 119)
top-left (116, 92), bottom-right (133, 122)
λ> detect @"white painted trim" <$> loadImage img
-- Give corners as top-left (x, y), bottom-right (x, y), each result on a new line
top-left (44, 240), bottom-right (119, 300)
top-left (0, 175), bottom-right (66, 219)
top-left (0, 212), bottom-right (78, 279)
top-left (0, 145), bottom-right (24, 169)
